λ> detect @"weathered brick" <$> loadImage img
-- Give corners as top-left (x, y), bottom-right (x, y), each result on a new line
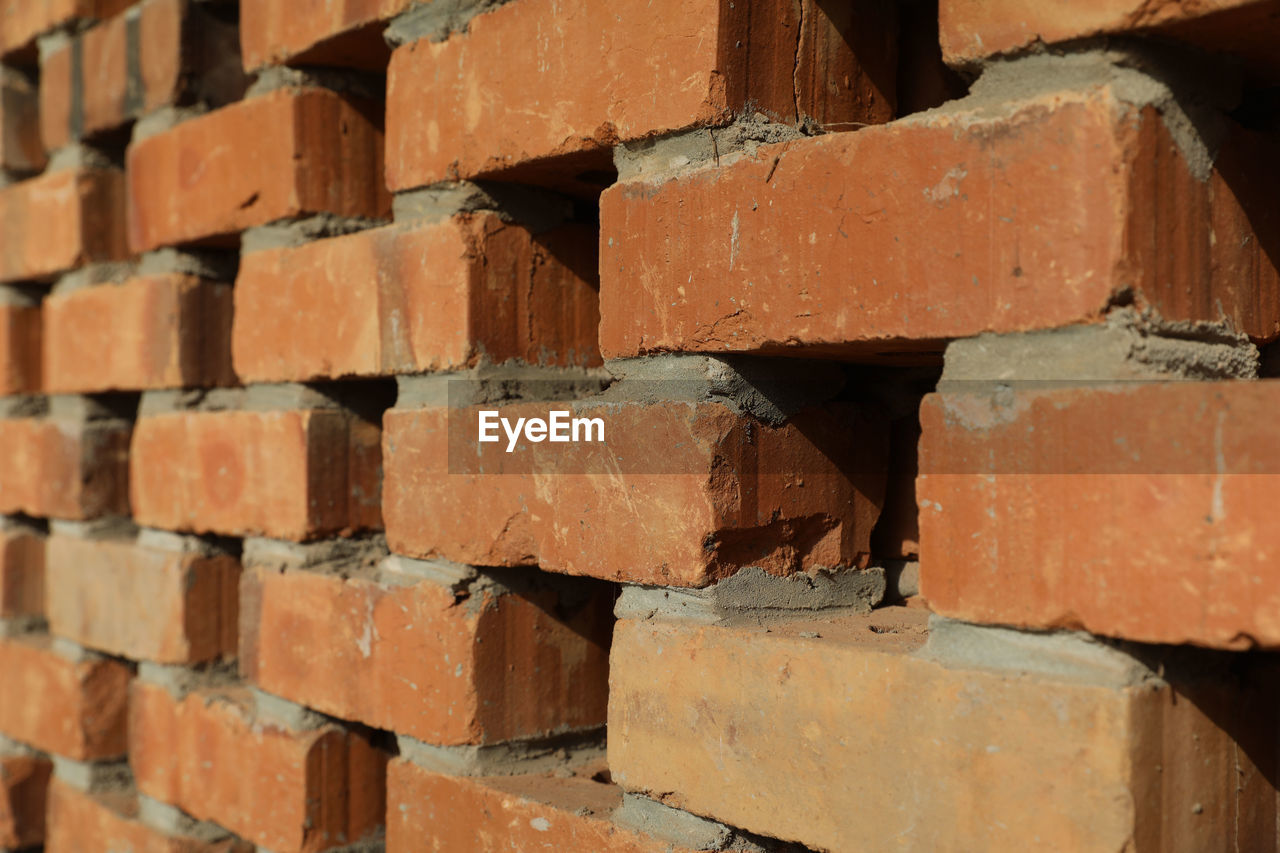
top-left (130, 408), bottom-right (381, 541)
top-left (609, 609), bottom-right (1279, 851)
top-left (44, 275), bottom-right (234, 393)
top-left (0, 634), bottom-right (129, 759)
top-left (598, 77), bottom-right (1280, 358)
top-left (0, 414), bottom-right (131, 520)
top-left (0, 166), bottom-right (127, 282)
top-left (233, 215), bottom-right (599, 384)
top-left (0, 295), bottom-right (40, 396)
top-left (240, 560), bottom-right (611, 744)
top-left (46, 531), bottom-right (238, 663)
top-left (0, 0), bottom-right (132, 58)
top-left (240, 0), bottom-right (410, 71)
top-left (384, 398), bottom-right (885, 586)
top-left (386, 0), bottom-right (898, 191)
top-left (126, 87), bottom-right (390, 252)
top-left (130, 682), bottom-right (385, 853)
top-left (0, 68), bottom-right (44, 172)
top-left (0, 520), bottom-right (43, 619)
top-left (0, 752), bottom-right (50, 850)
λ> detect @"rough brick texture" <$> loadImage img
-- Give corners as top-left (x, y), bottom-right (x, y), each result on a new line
top-left (0, 297), bottom-right (40, 396)
top-left (0, 522), bottom-right (44, 619)
top-left (0, 68), bottom-right (44, 172)
top-left (0, 752), bottom-right (50, 850)
top-left (240, 0), bottom-right (411, 70)
top-left (0, 415), bottom-right (131, 520)
top-left (0, 166), bottom-right (127, 283)
top-left (0, 0), bottom-right (134, 58)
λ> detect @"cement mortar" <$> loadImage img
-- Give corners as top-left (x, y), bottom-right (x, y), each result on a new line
top-left (392, 181), bottom-right (572, 232)
top-left (614, 117), bottom-right (804, 183)
top-left (241, 215), bottom-right (386, 253)
top-left (51, 757), bottom-right (131, 794)
top-left (395, 728), bottom-right (606, 777)
top-left (384, 0), bottom-right (512, 46)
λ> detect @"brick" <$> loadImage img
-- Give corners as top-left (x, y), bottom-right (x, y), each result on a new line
top-left (386, 0), bottom-right (898, 191)
top-left (240, 562), bottom-right (611, 744)
top-left (0, 296), bottom-right (40, 396)
top-left (609, 609), bottom-right (1279, 851)
top-left (126, 87), bottom-right (390, 253)
top-left (0, 634), bottom-right (129, 759)
top-left (233, 215), bottom-right (599, 384)
top-left (130, 408), bottom-right (381, 541)
top-left (384, 398), bottom-right (885, 586)
top-left (0, 0), bottom-right (133, 58)
top-left (0, 166), bottom-right (127, 282)
top-left (0, 414), bottom-right (131, 520)
top-left (130, 683), bottom-right (385, 853)
top-left (0, 521), bottom-right (43, 619)
top-left (0, 752), bottom-right (50, 849)
top-left (918, 379), bottom-right (1280, 650)
top-left (241, 0), bottom-right (410, 71)
top-left (44, 275), bottom-right (234, 393)
top-left (598, 79), bottom-right (1280, 359)
top-left (45, 779), bottom-right (252, 853)
top-left (46, 532), bottom-right (238, 663)
top-left (0, 68), bottom-right (44, 172)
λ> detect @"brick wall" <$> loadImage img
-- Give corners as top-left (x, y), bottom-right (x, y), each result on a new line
top-left (0, 0), bottom-right (1278, 851)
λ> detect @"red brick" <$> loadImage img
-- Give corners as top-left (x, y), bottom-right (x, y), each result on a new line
top-left (0, 166), bottom-right (127, 282)
top-left (233, 215), bottom-right (599, 384)
top-left (0, 522), bottom-right (43, 619)
top-left (919, 379), bottom-right (1280, 650)
top-left (0, 0), bottom-right (133, 58)
top-left (0, 634), bottom-right (129, 759)
top-left (384, 399), bottom-right (885, 586)
top-left (598, 82), bottom-right (1280, 359)
top-left (130, 682), bottom-right (385, 853)
top-left (386, 0), bottom-right (898, 191)
top-left (240, 562), bottom-right (610, 744)
top-left (46, 532), bottom-right (238, 663)
top-left (241, 0), bottom-right (410, 71)
top-left (130, 408), bottom-right (381, 541)
top-left (0, 298), bottom-right (40, 396)
top-left (0, 752), bottom-right (50, 849)
top-left (44, 275), bottom-right (234, 393)
top-left (0, 415), bottom-right (131, 520)
top-left (0, 69), bottom-right (44, 172)
top-left (609, 609), bottom-right (1279, 851)
top-left (126, 87), bottom-right (390, 253)
top-left (45, 779), bottom-right (252, 853)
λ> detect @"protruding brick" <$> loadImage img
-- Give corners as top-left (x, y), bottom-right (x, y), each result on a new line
top-left (233, 215), bottom-right (599, 384)
top-left (131, 407), bottom-right (381, 541)
top-left (0, 296), bottom-right (40, 396)
top-left (126, 87), bottom-right (390, 252)
top-left (0, 752), bottom-right (50, 849)
top-left (609, 609), bottom-right (1279, 851)
top-left (0, 0), bottom-right (133, 58)
top-left (130, 682), bottom-right (385, 853)
top-left (598, 76), bottom-right (1280, 358)
top-left (0, 68), bottom-right (44, 172)
top-left (239, 561), bottom-right (611, 744)
top-left (44, 275), bottom-right (234, 393)
top-left (384, 398), bottom-right (885, 586)
top-left (0, 414), bottom-right (131, 520)
top-left (241, 0), bottom-right (411, 71)
top-left (0, 634), bottom-right (129, 759)
top-left (386, 0), bottom-right (898, 191)
top-left (0, 520), bottom-right (44, 619)
top-left (0, 166), bottom-right (127, 282)
top-left (46, 531), bottom-right (239, 663)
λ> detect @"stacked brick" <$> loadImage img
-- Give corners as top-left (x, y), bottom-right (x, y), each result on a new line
top-left (0, 0), bottom-right (1275, 851)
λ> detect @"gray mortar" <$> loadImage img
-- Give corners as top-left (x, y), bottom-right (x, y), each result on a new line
top-left (395, 728), bottom-right (606, 777)
top-left (920, 616), bottom-right (1158, 689)
top-left (136, 660), bottom-right (238, 699)
top-left (242, 535), bottom-right (388, 575)
top-left (48, 394), bottom-right (132, 422)
top-left (394, 365), bottom-right (611, 409)
top-left (385, 0), bottom-right (511, 46)
top-left (392, 181), bottom-right (572, 233)
top-left (51, 636), bottom-right (102, 663)
top-left (882, 560), bottom-right (920, 601)
top-left (241, 214), bottom-right (387, 253)
top-left (939, 309), bottom-right (1258, 385)
top-left (132, 105), bottom-right (209, 142)
top-left (46, 143), bottom-right (116, 172)
top-left (0, 515), bottom-right (45, 536)
top-left (138, 387), bottom-right (244, 417)
top-left (251, 687), bottom-right (329, 731)
top-left (0, 395), bottom-right (47, 419)
top-left (380, 554), bottom-right (477, 592)
top-left (49, 518), bottom-right (137, 541)
top-left (0, 284), bottom-right (41, 307)
top-left (244, 383), bottom-right (348, 412)
top-left (0, 734), bottom-right (36, 756)
top-left (52, 757), bottom-right (131, 794)
top-left (614, 794), bottom-right (791, 852)
top-left (256, 836), bottom-right (385, 853)
top-left (614, 117), bottom-right (804, 183)
top-left (50, 262), bottom-right (136, 295)
top-left (137, 248), bottom-right (237, 281)
top-left (138, 795), bottom-right (234, 843)
top-left (246, 66), bottom-right (384, 103)
top-left (0, 615), bottom-right (46, 636)
top-left (135, 527), bottom-right (228, 557)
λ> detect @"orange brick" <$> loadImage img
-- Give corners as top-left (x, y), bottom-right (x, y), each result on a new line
top-left (384, 397), bottom-right (885, 586)
top-left (0, 297), bottom-right (40, 396)
top-left (0, 0), bottom-right (133, 58)
top-left (386, 0), bottom-right (898, 190)
top-left (0, 634), bottom-right (129, 759)
top-left (0, 752), bottom-right (50, 849)
top-left (130, 682), bottom-right (385, 853)
top-left (0, 414), bottom-right (131, 520)
top-left (0, 68), bottom-right (44, 172)
top-left (240, 561), bottom-right (611, 744)
top-left (44, 275), bottom-right (234, 393)
top-left (0, 521), bottom-right (43, 619)
top-left (233, 215), bottom-right (599, 383)
top-left (609, 609), bottom-right (1279, 851)
top-left (598, 78), bottom-right (1280, 358)
top-left (130, 407), bottom-right (381, 540)
top-left (46, 531), bottom-right (238, 663)
top-left (241, 0), bottom-right (410, 71)
top-left (0, 166), bottom-right (127, 283)
top-left (126, 87), bottom-right (390, 252)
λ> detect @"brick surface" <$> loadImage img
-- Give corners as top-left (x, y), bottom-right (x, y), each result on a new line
top-left (44, 275), bottom-right (234, 393)
top-left (0, 298), bottom-right (40, 396)
top-left (599, 82), bottom-right (1280, 358)
top-left (386, 0), bottom-right (898, 191)
top-left (384, 399), bottom-right (886, 586)
top-left (610, 609), bottom-right (1279, 852)
top-left (0, 166), bottom-right (127, 283)
top-left (0, 634), bottom-right (129, 759)
top-left (233, 215), bottom-right (599, 383)
top-left (126, 87), bottom-right (390, 252)
top-left (0, 522), bottom-right (44, 619)
top-left (130, 408), bottom-right (381, 541)
top-left (0, 415), bottom-right (131, 520)
top-left (0, 68), bottom-right (44, 172)
top-left (0, 752), bottom-right (50, 850)
top-left (240, 563), bottom-right (611, 744)
top-left (46, 533), bottom-right (238, 663)
top-left (130, 682), bottom-right (385, 853)
top-left (241, 0), bottom-right (410, 71)
top-left (0, 0), bottom-right (133, 58)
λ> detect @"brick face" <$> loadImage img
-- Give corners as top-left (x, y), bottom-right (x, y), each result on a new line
top-left (0, 753), bottom-right (50, 850)
top-left (240, 0), bottom-right (411, 71)
top-left (0, 299), bottom-right (41, 396)
top-left (0, 416), bottom-right (131, 520)
top-left (0, 69), bottom-right (44, 172)
top-left (0, 167), bottom-right (127, 283)
top-left (0, 524), bottom-right (44, 619)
